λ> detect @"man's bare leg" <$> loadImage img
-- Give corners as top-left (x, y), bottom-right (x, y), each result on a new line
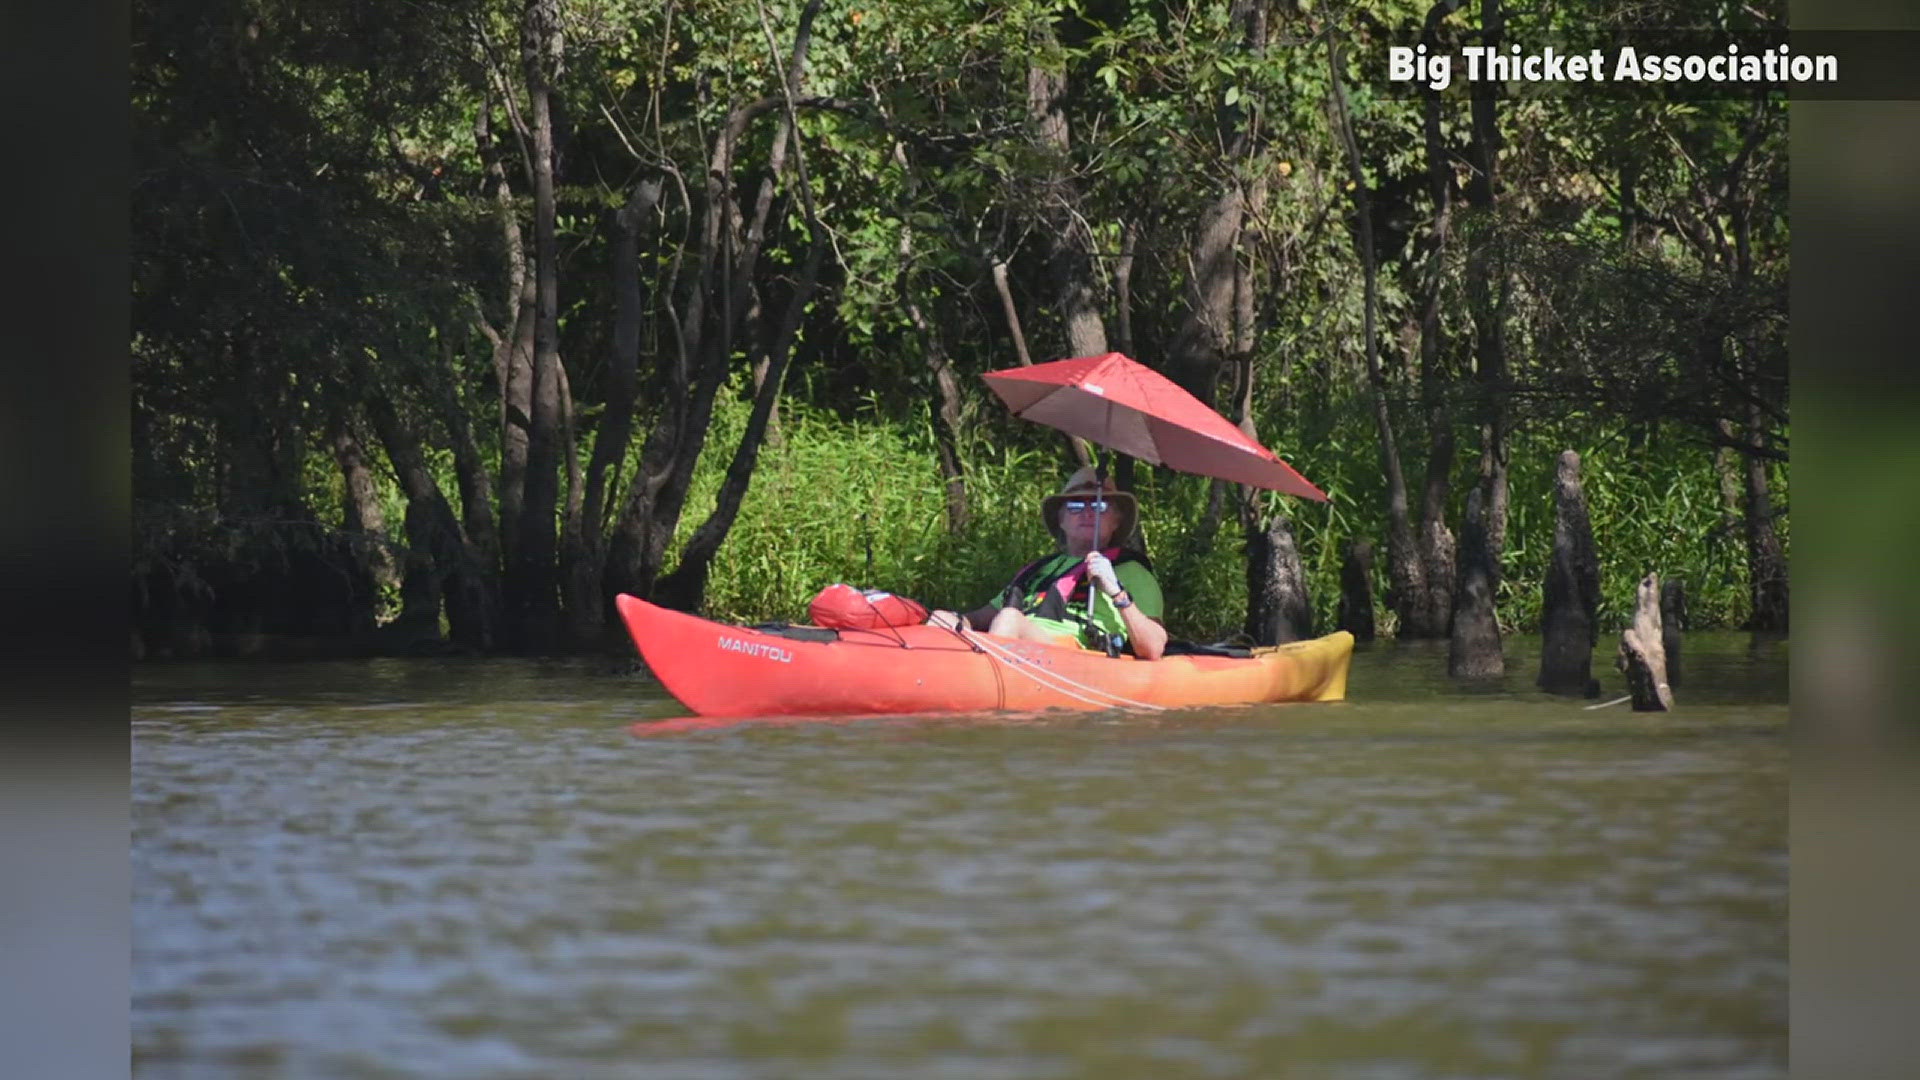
top-left (987, 607), bottom-right (1075, 645)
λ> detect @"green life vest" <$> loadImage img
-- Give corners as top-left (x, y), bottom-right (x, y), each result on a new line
top-left (1003, 548), bottom-right (1155, 649)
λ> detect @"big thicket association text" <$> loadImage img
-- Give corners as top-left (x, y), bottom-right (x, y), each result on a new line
top-left (1389, 43), bottom-right (1838, 91)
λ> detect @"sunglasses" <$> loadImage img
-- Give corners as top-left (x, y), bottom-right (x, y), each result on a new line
top-left (1062, 499), bottom-right (1110, 513)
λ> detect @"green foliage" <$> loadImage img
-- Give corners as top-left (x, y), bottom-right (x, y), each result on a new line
top-left (134, 0), bottom-right (1789, 652)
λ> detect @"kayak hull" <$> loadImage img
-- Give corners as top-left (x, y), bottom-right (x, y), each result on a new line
top-left (616, 594), bottom-right (1352, 718)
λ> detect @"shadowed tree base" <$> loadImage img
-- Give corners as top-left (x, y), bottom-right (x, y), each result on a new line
top-left (1539, 450), bottom-right (1600, 696)
top-left (1337, 538), bottom-right (1376, 644)
top-left (1244, 512), bottom-right (1313, 646)
top-left (1449, 488), bottom-right (1504, 678)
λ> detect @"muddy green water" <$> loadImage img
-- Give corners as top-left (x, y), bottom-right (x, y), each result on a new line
top-left (133, 634), bottom-right (1785, 1079)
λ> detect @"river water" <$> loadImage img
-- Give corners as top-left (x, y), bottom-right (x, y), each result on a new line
top-left (133, 633), bottom-right (1786, 1079)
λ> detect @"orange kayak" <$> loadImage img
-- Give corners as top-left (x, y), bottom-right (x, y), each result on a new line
top-left (615, 594), bottom-right (1353, 718)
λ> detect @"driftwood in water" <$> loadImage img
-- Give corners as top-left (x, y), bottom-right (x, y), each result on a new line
top-left (1245, 511), bottom-right (1313, 645)
top-left (1538, 450), bottom-right (1601, 696)
top-left (1337, 538), bottom-right (1376, 643)
top-left (1448, 487), bottom-right (1504, 678)
top-left (1661, 578), bottom-right (1687, 687)
top-left (1617, 572), bottom-right (1674, 711)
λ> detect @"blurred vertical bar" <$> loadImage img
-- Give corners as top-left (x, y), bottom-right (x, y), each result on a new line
top-left (1792, 0), bottom-right (1920, 1075)
top-left (0, 1), bottom-right (132, 1078)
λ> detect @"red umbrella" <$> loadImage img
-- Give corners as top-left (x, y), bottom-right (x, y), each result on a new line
top-left (983, 352), bottom-right (1328, 502)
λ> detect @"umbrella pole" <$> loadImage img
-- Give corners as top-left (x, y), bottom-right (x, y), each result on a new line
top-left (1091, 450), bottom-right (1119, 656)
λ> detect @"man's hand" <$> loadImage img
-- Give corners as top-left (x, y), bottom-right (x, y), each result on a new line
top-left (927, 609), bottom-right (965, 631)
top-left (1084, 552), bottom-right (1122, 597)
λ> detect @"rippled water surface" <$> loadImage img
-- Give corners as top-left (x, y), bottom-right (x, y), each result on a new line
top-left (133, 634), bottom-right (1786, 1079)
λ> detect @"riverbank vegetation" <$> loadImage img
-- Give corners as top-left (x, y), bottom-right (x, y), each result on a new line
top-left (133, 0), bottom-right (1787, 658)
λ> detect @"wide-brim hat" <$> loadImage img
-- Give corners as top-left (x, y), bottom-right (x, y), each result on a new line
top-left (1042, 466), bottom-right (1138, 544)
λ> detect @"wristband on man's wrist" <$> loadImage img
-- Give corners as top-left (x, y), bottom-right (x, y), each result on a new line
top-left (1112, 590), bottom-right (1133, 609)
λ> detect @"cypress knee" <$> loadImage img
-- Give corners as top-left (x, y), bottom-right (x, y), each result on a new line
top-left (1539, 450), bottom-right (1600, 696)
top-left (1245, 512), bottom-right (1313, 645)
top-left (1337, 538), bottom-right (1376, 643)
top-left (1448, 487), bottom-right (1504, 678)
top-left (1618, 572), bottom-right (1674, 711)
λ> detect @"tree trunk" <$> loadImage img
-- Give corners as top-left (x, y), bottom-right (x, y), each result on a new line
top-left (1244, 510), bottom-right (1313, 645)
top-left (573, 180), bottom-right (661, 631)
top-left (908, 296), bottom-right (969, 535)
top-left (1330, 35), bottom-right (1424, 638)
top-left (1618, 573), bottom-right (1674, 710)
top-left (556, 358), bottom-right (589, 642)
top-left (604, 210), bottom-right (737, 608)
top-left (1166, 182), bottom-right (1245, 406)
top-left (1026, 50), bottom-right (1108, 361)
top-left (1538, 450), bottom-right (1600, 695)
top-left (329, 412), bottom-right (395, 589)
top-left (364, 393), bottom-right (492, 652)
top-left (739, 57), bottom-right (809, 450)
top-left (507, 0), bottom-right (566, 653)
top-left (1466, 0), bottom-right (1512, 584)
top-left (1443, 486), bottom-right (1505, 676)
top-left (604, 218), bottom-right (715, 608)
top-left (990, 259), bottom-right (1036, 367)
top-left (434, 329), bottom-right (502, 630)
top-left (1113, 221), bottom-right (1138, 357)
top-left (1337, 538), bottom-right (1376, 643)
top-left (1743, 401), bottom-right (1789, 631)
top-left (891, 194), bottom-right (968, 535)
top-left (1413, 1), bottom-right (1462, 637)
top-left (1713, 421), bottom-right (1745, 542)
top-left (498, 276), bottom-right (536, 571)
top-left (1661, 578), bottom-right (1687, 687)
top-left (1164, 0), bottom-right (1267, 408)
top-left (328, 410), bottom-right (393, 635)
top-left (1414, 509), bottom-right (1456, 638)
top-left (1448, 486), bottom-right (1503, 678)
top-left (990, 257), bottom-right (1090, 468)
top-left (477, 100), bottom-right (537, 574)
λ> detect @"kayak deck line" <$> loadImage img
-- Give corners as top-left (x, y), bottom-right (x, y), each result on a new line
top-left (955, 625), bottom-right (1166, 711)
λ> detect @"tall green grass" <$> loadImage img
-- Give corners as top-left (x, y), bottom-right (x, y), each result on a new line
top-left (679, 389), bottom-right (1058, 624)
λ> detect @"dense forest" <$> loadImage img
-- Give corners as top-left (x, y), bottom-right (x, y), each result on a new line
top-left (131, 0), bottom-right (1787, 659)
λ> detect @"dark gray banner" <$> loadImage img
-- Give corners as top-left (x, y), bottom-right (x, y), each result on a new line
top-left (1358, 30), bottom-right (1919, 100)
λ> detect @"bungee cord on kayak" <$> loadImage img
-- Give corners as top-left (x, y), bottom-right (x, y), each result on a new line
top-left (953, 626), bottom-right (1168, 712)
top-left (927, 614), bottom-right (1152, 709)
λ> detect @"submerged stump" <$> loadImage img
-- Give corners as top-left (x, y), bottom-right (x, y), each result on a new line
top-left (1337, 538), bottom-right (1376, 643)
top-left (1617, 573), bottom-right (1674, 711)
top-left (1245, 512), bottom-right (1313, 645)
top-left (1538, 450), bottom-right (1601, 696)
top-left (1448, 488), bottom-right (1504, 678)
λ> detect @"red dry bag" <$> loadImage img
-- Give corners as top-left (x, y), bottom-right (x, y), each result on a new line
top-left (808, 583), bottom-right (929, 630)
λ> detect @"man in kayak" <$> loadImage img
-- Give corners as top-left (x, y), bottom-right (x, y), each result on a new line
top-left (928, 467), bottom-right (1169, 659)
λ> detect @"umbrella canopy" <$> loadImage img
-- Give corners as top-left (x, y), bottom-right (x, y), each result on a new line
top-left (983, 352), bottom-right (1328, 502)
